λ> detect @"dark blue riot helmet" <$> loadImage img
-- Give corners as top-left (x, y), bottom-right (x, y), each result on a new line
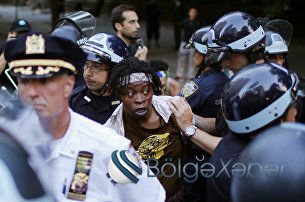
top-left (207, 11), bottom-right (266, 63)
top-left (184, 26), bottom-right (224, 76)
top-left (82, 33), bottom-right (128, 66)
top-left (81, 33), bottom-right (128, 94)
top-left (184, 26), bottom-right (211, 55)
top-left (222, 62), bottom-right (299, 134)
top-left (231, 123), bottom-right (305, 202)
top-left (185, 25), bottom-right (225, 66)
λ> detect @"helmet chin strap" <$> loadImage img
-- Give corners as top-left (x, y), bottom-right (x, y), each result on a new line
top-left (97, 83), bottom-right (109, 96)
top-left (195, 61), bottom-right (206, 78)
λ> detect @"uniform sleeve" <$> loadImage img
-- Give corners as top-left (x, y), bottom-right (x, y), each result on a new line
top-left (180, 79), bottom-right (211, 112)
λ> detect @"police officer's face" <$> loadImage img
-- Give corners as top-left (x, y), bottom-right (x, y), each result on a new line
top-left (18, 75), bottom-right (75, 119)
top-left (116, 11), bottom-right (140, 40)
top-left (268, 54), bottom-right (285, 66)
top-left (193, 51), bottom-right (204, 68)
top-left (83, 60), bottom-right (110, 95)
top-left (121, 82), bottom-right (153, 119)
top-left (221, 52), bottom-right (249, 73)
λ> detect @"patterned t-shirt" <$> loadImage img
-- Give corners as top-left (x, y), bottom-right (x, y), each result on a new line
top-left (124, 114), bottom-right (186, 199)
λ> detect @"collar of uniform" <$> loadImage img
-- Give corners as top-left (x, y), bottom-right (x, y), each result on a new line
top-left (78, 87), bottom-right (92, 106)
top-left (199, 68), bottom-right (218, 78)
top-left (45, 109), bottom-right (80, 162)
top-left (82, 90), bottom-right (120, 112)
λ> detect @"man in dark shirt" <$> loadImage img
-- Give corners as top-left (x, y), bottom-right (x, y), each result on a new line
top-left (111, 4), bottom-right (148, 61)
top-left (69, 33), bottom-right (128, 124)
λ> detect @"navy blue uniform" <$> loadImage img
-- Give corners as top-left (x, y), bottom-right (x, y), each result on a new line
top-left (207, 133), bottom-right (250, 202)
top-left (69, 86), bottom-right (120, 125)
top-left (180, 69), bottom-right (228, 201)
top-left (181, 69), bottom-right (228, 118)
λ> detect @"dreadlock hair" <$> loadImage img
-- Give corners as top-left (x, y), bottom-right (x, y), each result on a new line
top-left (107, 57), bottom-right (162, 96)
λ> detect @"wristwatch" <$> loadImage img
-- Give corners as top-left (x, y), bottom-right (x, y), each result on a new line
top-left (184, 125), bottom-right (197, 138)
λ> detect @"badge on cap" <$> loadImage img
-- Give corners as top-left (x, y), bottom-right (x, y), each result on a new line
top-left (26, 34), bottom-right (45, 54)
top-left (181, 81), bottom-right (198, 98)
top-left (67, 151), bottom-right (93, 201)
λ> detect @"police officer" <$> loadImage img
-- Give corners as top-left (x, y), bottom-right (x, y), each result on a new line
top-left (180, 26), bottom-right (228, 201)
top-left (207, 11), bottom-right (266, 73)
top-left (231, 123), bottom-right (305, 202)
top-left (181, 26), bottom-right (228, 119)
top-left (206, 11), bottom-right (266, 137)
top-left (264, 30), bottom-right (288, 67)
top-left (168, 12), bottom-right (267, 153)
top-left (262, 25), bottom-right (305, 123)
top-left (69, 33), bottom-right (128, 124)
top-left (207, 63), bottom-right (300, 202)
top-left (4, 32), bottom-right (165, 201)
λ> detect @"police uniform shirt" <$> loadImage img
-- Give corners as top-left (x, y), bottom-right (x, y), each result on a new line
top-left (69, 86), bottom-right (120, 125)
top-left (207, 132), bottom-right (250, 202)
top-left (181, 69), bottom-right (228, 118)
top-left (39, 109), bottom-right (165, 202)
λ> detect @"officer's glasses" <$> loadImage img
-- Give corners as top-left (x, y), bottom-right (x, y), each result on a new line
top-left (83, 61), bottom-right (110, 73)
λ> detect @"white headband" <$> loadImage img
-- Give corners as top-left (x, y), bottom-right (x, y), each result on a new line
top-left (120, 73), bottom-right (152, 85)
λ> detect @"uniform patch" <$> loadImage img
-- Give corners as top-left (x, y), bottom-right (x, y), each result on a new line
top-left (111, 100), bottom-right (121, 106)
top-left (84, 96), bottom-right (91, 102)
top-left (181, 81), bottom-right (198, 98)
top-left (67, 151), bottom-right (93, 201)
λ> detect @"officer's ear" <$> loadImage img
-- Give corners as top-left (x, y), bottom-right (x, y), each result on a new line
top-left (63, 75), bottom-right (75, 99)
top-left (282, 103), bottom-right (298, 123)
top-left (114, 22), bottom-right (123, 32)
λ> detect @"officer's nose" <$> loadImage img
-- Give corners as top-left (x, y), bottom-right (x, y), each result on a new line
top-left (19, 80), bottom-right (40, 101)
top-left (84, 67), bottom-right (93, 76)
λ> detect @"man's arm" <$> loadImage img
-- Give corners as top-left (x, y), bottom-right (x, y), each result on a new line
top-left (0, 53), bottom-right (6, 75)
top-left (168, 97), bottom-right (221, 154)
top-left (193, 114), bottom-right (216, 134)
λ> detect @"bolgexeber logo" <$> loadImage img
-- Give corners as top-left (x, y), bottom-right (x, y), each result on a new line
top-left (107, 150), bottom-right (142, 184)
